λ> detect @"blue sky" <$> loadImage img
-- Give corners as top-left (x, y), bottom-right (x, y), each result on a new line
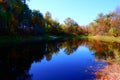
top-left (27, 0), bottom-right (120, 26)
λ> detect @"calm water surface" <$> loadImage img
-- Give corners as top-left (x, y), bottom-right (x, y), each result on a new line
top-left (29, 46), bottom-right (106, 80)
top-left (1, 38), bottom-right (119, 80)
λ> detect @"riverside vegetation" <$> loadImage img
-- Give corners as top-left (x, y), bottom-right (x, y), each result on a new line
top-left (1, 0), bottom-right (120, 42)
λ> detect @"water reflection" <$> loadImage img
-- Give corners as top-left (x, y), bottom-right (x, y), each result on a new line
top-left (0, 39), bottom-right (120, 80)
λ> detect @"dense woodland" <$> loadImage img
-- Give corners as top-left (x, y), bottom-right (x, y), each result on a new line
top-left (0, 0), bottom-right (120, 37)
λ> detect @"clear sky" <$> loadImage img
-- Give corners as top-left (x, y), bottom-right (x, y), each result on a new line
top-left (27, 0), bottom-right (120, 26)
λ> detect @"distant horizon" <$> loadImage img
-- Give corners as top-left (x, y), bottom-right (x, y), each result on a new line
top-left (27, 0), bottom-right (120, 26)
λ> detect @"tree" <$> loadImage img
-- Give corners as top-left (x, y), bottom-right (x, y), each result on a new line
top-left (44, 11), bottom-right (61, 35)
top-left (64, 17), bottom-right (78, 34)
top-left (44, 11), bottom-right (51, 20)
top-left (31, 10), bottom-right (45, 35)
top-left (64, 17), bottom-right (77, 27)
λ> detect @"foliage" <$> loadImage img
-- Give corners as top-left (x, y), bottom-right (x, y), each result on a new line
top-left (1, 1), bottom-right (120, 38)
top-left (87, 7), bottom-right (120, 36)
top-left (0, 0), bottom-right (45, 36)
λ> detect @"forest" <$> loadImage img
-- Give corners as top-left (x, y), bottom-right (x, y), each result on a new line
top-left (0, 0), bottom-right (120, 39)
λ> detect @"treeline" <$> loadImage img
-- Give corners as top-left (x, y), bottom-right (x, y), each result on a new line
top-left (0, 0), bottom-right (120, 37)
top-left (87, 8), bottom-right (120, 37)
top-left (0, 0), bottom-right (85, 36)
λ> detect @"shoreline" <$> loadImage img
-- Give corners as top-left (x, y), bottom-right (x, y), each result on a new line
top-left (1, 35), bottom-right (120, 45)
top-left (78, 35), bottom-right (120, 43)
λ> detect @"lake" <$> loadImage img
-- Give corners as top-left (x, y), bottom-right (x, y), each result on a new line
top-left (0, 38), bottom-right (120, 80)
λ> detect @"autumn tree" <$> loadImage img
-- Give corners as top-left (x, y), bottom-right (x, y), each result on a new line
top-left (64, 17), bottom-right (79, 34)
top-left (44, 11), bottom-right (61, 35)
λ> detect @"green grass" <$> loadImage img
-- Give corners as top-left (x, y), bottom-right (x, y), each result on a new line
top-left (73, 35), bottom-right (120, 43)
top-left (87, 36), bottom-right (120, 42)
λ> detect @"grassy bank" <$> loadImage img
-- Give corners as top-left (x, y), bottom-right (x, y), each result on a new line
top-left (86, 36), bottom-right (120, 43)
top-left (0, 34), bottom-right (78, 45)
top-left (1, 35), bottom-right (120, 45)
top-left (91, 36), bottom-right (120, 42)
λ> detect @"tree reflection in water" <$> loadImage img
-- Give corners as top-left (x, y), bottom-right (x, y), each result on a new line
top-left (0, 39), bottom-right (120, 80)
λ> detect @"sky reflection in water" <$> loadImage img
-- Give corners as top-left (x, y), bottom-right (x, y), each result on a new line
top-left (29, 45), bottom-right (106, 80)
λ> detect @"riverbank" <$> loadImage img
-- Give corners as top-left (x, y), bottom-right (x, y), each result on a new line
top-left (0, 34), bottom-right (78, 45)
top-left (80, 35), bottom-right (120, 43)
top-left (0, 35), bottom-right (54, 44)
top-left (1, 35), bottom-right (120, 45)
